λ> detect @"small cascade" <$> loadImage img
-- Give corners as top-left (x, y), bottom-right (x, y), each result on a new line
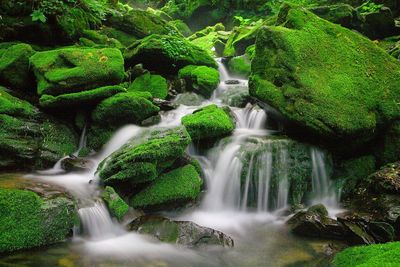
top-left (235, 104), bottom-right (267, 130)
top-left (73, 124), bottom-right (88, 157)
top-left (217, 58), bottom-right (229, 82)
top-left (310, 147), bottom-right (339, 208)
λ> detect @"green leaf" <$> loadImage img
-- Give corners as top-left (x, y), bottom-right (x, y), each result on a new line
top-left (31, 10), bottom-right (47, 23)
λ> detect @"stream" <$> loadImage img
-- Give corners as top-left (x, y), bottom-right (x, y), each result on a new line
top-left (0, 59), bottom-right (344, 267)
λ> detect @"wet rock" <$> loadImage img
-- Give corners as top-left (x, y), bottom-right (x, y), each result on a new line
top-left (129, 215), bottom-right (234, 248)
top-left (153, 98), bottom-right (178, 111)
top-left (225, 80), bottom-right (241, 85)
top-left (365, 162), bottom-right (400, 194)
top-left (141, 114), bottom-right (161, 127)
top-left (174, 92), bottom-right (205, 106)
top-left (220, 85), bottom-right (251, 107)
top-left (359, 7), bottom-right (399, 40)
top-left (60, 156), bottom-right (94, 172)
top-left (287, 205), bottom-right (347, 240)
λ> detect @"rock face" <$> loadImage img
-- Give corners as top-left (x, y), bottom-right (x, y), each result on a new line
top-left (249, 5), bottom-right (400, 149)
top-left (0, 174), bottom-right (78, 253)
top-left (0, 87), bottom-right (78, 170)
top-left (129, 215), bottom-right (234, 248)
top-left (178, 65), bottom-right (220, 97)
top-left (181, 104), bottom-right (235, 142)
top-left (124, 34), bottom-right (217, 74)
top-left (30, 47), bottom-right (125, 97)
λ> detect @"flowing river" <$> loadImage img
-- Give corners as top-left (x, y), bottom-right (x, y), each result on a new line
top-left (0, 59), bottom-right (344, 267)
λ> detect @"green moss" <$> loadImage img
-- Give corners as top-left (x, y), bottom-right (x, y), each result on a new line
top-left (79, 30), bottom-right (123, 48)
top-left (87, 125), bottom-right (114, 151)
top-left (56, 7), bottom-right (90, 39)
top-left (249, 4), bottom-right (400, 144)
top-left (0, 43), bottom-right (35, 90)
top-left (181, 104), bottom-right (234, 141)
top-left (178, 65), bottom-right (220, 97)
top-left (107, 9), bottom-right (181, 39)
top-left (124, 34), bottom-right (217, 74)
top-left (333, 242), bottom-right (400, 267)
top-left (0, 87), bottom-right (38, 118)
top-left (376, 121), bottom-right (400, 165)
top-left (128, 73), bottom-right (168, 99)
top-left (168, 20), bottom-right (192, 37)
top-left (228, 55), bottom-right (251, 78)
top-left (101, 186), bottom-right (129, 220)
top-left (98, 127), bottom-right (191, 186)
top-left (92, 91), bottom-right (160, 126)
top-left (0, 188), bottom-right (77, 253)
top-left (39, 85), bottom-right (127, 108)
top-left (30, 47), bottom-right (125, 96)
top-left (99, 27), bottom-right (138, 46)
top-left (223, 22), bottom-right (262, 57)
top-left (130, 164), bottom-right (202, 210)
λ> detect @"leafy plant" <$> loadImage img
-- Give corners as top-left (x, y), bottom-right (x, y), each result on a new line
top-left (234, 15), bottom-right (251, 26)
top-left (359, 0), bottom-right (384, 14)
top-left (30, 9), bottom-right (47, 22)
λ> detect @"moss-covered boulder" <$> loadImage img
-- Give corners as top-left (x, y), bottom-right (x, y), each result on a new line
top-left (333, 241), bottom-right (400, 267)
top-left (107, 9), bottom-right (181, 40)
top-left (223, 22), bottom-right (262, 57)
top-left (92, 91), bottom-right (160, 126)
top-left (79, 30), bottom-right (123, 49)
top-left (0, 43), bottom-right (35, 90)
top-left (124, 34), bottom-right (217, 74)
top-left (178, 65), bottom-right (220, 98)
top-left (228, 55), bottom-right (251, 78)
top-left (0, 174), bottom-right (78, 253)
top-left (181, 104), bottom-right (234, 141)
top-left (128, 73), bottom-right (168, 99)
top-left (30, 47), bottom-right (125, 96)
top-left (309, 4), bottom-right (356, 28)
top-left (39, 85), bottom-right (127, 109)
top-left (98, 127), bottom-right (191, 187)
top-left (249, 5), bottom-right (400, 149)
top-left (101, 186), bottom-right (129, 221)
top-left (130, 164), bottom-right (202, 211)
top-left (188, 23), bottom-right (227, 56)
top-left (0, 87), bottom-right (78, 170)
top-left (362, 162), bottom-right (400, 195)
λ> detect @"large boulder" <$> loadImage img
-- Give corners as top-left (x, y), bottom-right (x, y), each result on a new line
top-left (362, 162), bottom-right (400, 195)
top-left (124, 34), bottom-right (217, 74)
top-left (128, 73), bottom-right (169, 99)
top-left (129, 215), bottom-right (234, 247)
top-left (0, 174), bottom-right (78, 253)
top-left (0, 43), bottom-right (35, 90)
top-left (98, 127), bottom-right (191, 187)
top-left (178, 65), bottom-right (220, 97)
top-left (130, 164), bottom-right (202, 211)
top-left (181, 104), bottom-right (235, 142)
top-left (0, 87), bottom-right (78, 170)
top-left (358, 6), bottom-right (399, 40)
top-left (107, 9), bottom-right (181, 39)
top-left (30, 47), bottom-right (125, 96)
top-left (249, 5), bottom-right (400, 149)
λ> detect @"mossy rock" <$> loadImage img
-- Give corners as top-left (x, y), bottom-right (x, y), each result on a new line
top-left (228, 55), bottom-right (251, 78)
top-left (249, 4), bottom-right (400, 149)
top-left (79, 30), bottom-right (123, 49)
top-left (374, 121), bottom-right (400, 166)
top-left (124, 34), bottom-right (217, 74)
top-left (0, 43), bottom-right (35, 90)
top-left (107, 9), bottom-right (181, 40)
top-left (99, 27), bottom-right (138, 47)
top-left (128, 73), bottom-right (168, 99)
top-left (333, 241), bottom-right (400, 267)
top-left (189, 23), bottom-right (227, 56)
top-left (168, 20), bottom-right (192, 37)
top-left (178, 65), bottom-right (220, 98)
top-left (308, 4), bottom-right (356, 28)
top-left (92, 91), bottom-right (160, 127)
top-left (0, 88), bottom-right (78, 170)
top-left (130, 164), bottom-right (202, 211)
top-left (30, 47), bottom-right (125, 96)
top-left (101, 186), bottom-right (129, 221)
top-left (98, 127), bottom-right (192, 189)
top-left (39, 85), bottom-right (127, 109)
top-left (363, 162), bottom-right (400, 195)
top-left (181, 104), bottom-right (234, 142)
top-left (0, 174), bottom-right (78, 253)
top-left (223, 22), bottom-right (262, 57)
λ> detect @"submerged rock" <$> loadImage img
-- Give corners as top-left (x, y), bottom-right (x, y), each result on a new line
top-left (249, 4), bottom-right (400, 150)
top-left (129, 215), bottom-right (234, 248)
top-left (174, 92), bottom-right (205, 106)
top-left (0, 174), bottom-right (78, 253)
top-left (124, 34), bottom-right (217, 74)
top-left (181, 104), bottom-right (235, 142)
top-left (178, 65), bottom-right (220, 97)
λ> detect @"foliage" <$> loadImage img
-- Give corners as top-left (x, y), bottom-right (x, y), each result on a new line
top-left (359, 0), bottom-right (384, 14)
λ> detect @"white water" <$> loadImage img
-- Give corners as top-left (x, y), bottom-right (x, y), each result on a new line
top-left (24, 58), bottom-right (341, 261)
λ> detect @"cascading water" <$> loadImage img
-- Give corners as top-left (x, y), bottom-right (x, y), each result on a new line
top-left (18, 58), bottom-right (342, 265)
